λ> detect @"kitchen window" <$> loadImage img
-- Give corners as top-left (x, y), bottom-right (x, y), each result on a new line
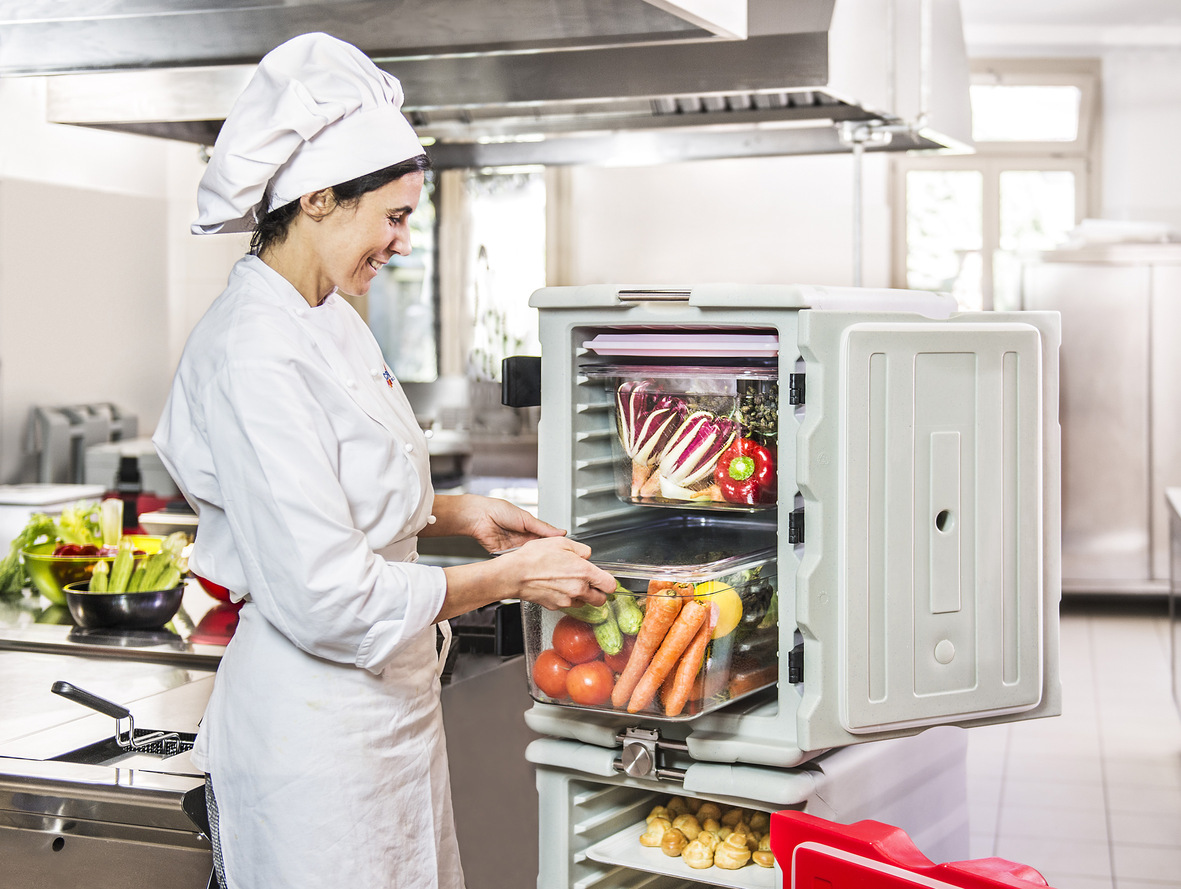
top-left (892, 60), bottom-right (1100, 310)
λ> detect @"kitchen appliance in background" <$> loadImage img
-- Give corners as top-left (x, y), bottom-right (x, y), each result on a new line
top-left (507, 283), bottom-right (1061, 887)
top-left (26, 403), bottom-right (138, 485)
top-left (1022, 242), bottom-right (1181, 595)
top-left (83, 438), bottom-right (185, 532)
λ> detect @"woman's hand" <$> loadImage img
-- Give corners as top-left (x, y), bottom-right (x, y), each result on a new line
top-left (492, 536), bottom-right (615, 611)
top-left (425, 493), bottom-right (565, 553)
top-left (436, 528), bottom-right (615, 623)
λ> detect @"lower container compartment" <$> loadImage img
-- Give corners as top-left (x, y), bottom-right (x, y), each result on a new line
top-left (529, 727), bottom-right (969, 889)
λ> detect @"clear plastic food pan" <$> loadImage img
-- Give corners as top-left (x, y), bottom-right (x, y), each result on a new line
top-left (522, 516), bottom-right (780, 720)
top-left (582, 364), bottom-right (779, 512)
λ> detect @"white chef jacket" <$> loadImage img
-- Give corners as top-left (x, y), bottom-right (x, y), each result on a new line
top-left (153, 255), bottom-right (464, 889)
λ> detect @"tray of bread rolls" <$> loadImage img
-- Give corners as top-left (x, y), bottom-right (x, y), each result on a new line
top-left (584, 796), bottom-right (778, 889)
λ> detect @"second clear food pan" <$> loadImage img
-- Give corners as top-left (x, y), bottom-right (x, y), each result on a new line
top-left (523, 517), bottom-right (780, 720)
top-left (582, 364), bottom-right (780, 513)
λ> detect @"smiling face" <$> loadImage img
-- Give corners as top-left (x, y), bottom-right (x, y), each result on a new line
top-left (272, 171), bottom-right (425, 305)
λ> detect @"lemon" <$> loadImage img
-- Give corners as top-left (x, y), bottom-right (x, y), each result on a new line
top-left (694, 580), bottom-right (743, 639)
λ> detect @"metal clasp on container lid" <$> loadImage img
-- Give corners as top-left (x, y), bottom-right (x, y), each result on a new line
top-left (613, 726), bottom-right (689, 782)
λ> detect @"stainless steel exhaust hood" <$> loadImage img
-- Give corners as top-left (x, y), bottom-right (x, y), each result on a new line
top-left (19, 0), bottom-right (974, 167)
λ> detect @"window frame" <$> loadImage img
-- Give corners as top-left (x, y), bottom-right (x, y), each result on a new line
top-left (890, 58), bottom-right (1101, 309)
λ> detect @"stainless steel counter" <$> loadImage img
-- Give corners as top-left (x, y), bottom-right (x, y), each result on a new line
top-left (0, 560), bottom-right (537, 888)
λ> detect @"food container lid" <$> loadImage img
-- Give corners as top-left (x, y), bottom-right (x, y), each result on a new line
top-left (582, 332), bottom-right (779, 359)
top-left (571, 516), bottom-right (776, 578)
top-left (581, 363), bottom-right (777, 382)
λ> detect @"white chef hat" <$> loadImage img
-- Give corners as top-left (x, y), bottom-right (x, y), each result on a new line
top-left (192, 32), bottom-right (426, 235)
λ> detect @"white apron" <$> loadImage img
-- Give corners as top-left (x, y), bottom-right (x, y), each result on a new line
top-left (154, 256), bottom-right (463, 888)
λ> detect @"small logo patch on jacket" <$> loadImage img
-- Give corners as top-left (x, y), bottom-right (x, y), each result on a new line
top-left (382, 367), bottom-right (395, 389)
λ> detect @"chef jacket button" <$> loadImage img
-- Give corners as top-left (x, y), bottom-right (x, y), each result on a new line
top-left (427, 515), bottom-right (437, 525)
top-left (346, 379), bottom-right (357, 389)
top-left (403, 442), bottom-right (414, 453)
top-left (371, 367), bottom-right (382, 377)
top-left (296, 307), bottom-right (307, 317)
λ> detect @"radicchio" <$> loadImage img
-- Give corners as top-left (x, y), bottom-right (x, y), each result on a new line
top-left (616, 381), bottom-right (686, 465)
top-left (658, 410), bottom-right (740, 492)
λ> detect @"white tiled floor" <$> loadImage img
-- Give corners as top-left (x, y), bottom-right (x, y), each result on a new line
top-left (966, 598), bottom-right (1181, 888)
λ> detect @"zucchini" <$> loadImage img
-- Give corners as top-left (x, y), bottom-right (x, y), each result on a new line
top-left (90, 560), bottom-right (109, 593)
top-left (593, 608), bottom-right (624, 655)
top-left (612, 591), bottom-right (644, 635)
top-left (107, 538), bottom-right (136, 593)
top-left (127, 564), bottom-right (148, 592)
top-left (561, 601), bottom-right (612, 625)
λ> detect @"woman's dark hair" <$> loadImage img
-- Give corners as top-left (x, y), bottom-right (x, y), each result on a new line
top-left (250, 153), bottom-right (432, 256)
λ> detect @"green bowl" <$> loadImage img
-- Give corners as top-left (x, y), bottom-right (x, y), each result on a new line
top-left (21, 535), bottom-right (163, 605)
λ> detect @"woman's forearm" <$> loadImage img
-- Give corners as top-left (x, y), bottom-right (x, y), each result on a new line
top-left (420, 493), bottom-right (479, 538)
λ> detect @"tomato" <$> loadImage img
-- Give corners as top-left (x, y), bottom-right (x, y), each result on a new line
top-left (532, 649), bottom-right (571, 698)
top-left (566, 660), bottom-right (615, 706)
top-left (551, 616), bottom-right (601, 664)
top-left (604, 635), bottom-right (635, 673)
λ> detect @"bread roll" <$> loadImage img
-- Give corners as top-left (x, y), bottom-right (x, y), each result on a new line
top-left (666, 796), bottom-right (690, 817)
top-left (749, 811), bottom-right (770, 833)
top-left (639, 816), bottom-right (671, 847)
top-left (660, 827), bottom-right (688, 857)
top-left (672, 814), bottom-right (702, 840)
top-left (696, 802), bottom-right (722, 822)
top-left (752, 832), bottom-right (775, 868)
top-left (646, 805), bottom-right (670, 823)
top-left (721, 807), bottom-right (746, 827)
top-left (713, 832), bottom-right (752, 870)
top-left (681, 838), bottom-right (715, 869)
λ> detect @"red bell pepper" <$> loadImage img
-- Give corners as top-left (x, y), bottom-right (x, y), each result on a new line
top-left (714, 437), bottom-right (776, 505)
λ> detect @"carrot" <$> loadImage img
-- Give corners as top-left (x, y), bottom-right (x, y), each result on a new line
top-left (627, 600), bottom-right (710, 713)
top-left (610, 589), bottom-right (683, 709)
top-left (648, 578), bottom-right (694, 600)
top-left (662, 617), bottom-right (713, 717)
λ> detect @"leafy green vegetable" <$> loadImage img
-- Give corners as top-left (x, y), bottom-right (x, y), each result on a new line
top-left (55, 501), bottom-right (101, 547)
top-left (0, 512), bottom-right (57, 594)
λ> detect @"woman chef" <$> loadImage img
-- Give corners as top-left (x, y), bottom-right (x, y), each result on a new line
top-left (153, 32), bottom-right (615, 889)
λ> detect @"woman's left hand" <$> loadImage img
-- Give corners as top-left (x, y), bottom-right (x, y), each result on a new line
top-left (425, 493), bottom-right (566, 553)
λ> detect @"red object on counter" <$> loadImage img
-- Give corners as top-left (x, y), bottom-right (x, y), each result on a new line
top-left (194, 573), bottom-right (239, 606)
top-left (771, 811), bottom-right (1057, 889)
top-left (190, 603), bottom-right (241, 645)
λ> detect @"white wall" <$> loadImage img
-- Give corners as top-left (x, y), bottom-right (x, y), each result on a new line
top-left (550, 153), bottom-right (892, 289)
top-left (0, 76), bottom-right (242, 485)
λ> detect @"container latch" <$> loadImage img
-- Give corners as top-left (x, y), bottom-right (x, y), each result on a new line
top-left (613, 727), bottom-right (688, 782)
top-left (788, 642), bottom-right (805, 684)
top-left (788, 507), bottom-right (805, 544)
top-left (788, 373), bottom-right (806, 405)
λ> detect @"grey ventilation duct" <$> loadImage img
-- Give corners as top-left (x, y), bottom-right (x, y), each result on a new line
top-left (16, 0), bottom-right (974, 167)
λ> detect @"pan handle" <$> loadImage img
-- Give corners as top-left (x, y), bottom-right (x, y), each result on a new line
top-left (51, 680), bottom-right (131, 720)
